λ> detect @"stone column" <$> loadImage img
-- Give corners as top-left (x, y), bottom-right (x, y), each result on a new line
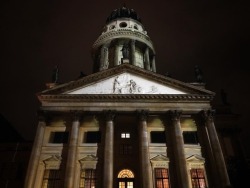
top-left (65, 114), bottom-right (80, 188)
top-left (169, 111), bottom-right (190, 188)
top-left (100, 45), bottom-right (109, 71)
top-left (114, 44), bottom-right (119, 66)
top-left (144, 47), bottom-right (150, 70)
top-left (151, 54), bottom-right (156, 72)
top-left (138, 110), bottom-right (153, 188)
top-left (35, 163), bottom-right (45, 188)
top-left (24, 113), bottom-right (46, 188)
top-left (195, 112), bottom-right (220, 188)
top-left (130, 40), bottom-right (136, 66)
top-left (204, 110), bottom-right (231, 188)
top-left (103, 111), bottom-right (115, 188)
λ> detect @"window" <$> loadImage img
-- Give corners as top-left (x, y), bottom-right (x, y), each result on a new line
top-left (49, 132), bottom-right (69, 143)
top-left (42, 169), bottom-right (62, 188)
top-left (151, 131), bottom-right (166, 143)
top-left (85, 131), bottom-right (101, 143)
top-left (119, 144), bottom-right (132, 155)
top-left (155, 168), bottom-right (170, 188)
top-left (79, 169), bottom-right (96, 188)
top-left (118, 169), bottom-right (134, 188)
top-left (121, 133), bottom-right (130, 138)
top-left (183, 131), bottom-right (198, 144)
top-left (190, 169), bottom-right (207, 188)
top-left (119, 22), bottom-right (127, 28)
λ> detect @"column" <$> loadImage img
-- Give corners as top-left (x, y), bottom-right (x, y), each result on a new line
top-left (24, 112), bottom-right (46, 188)
top-left (144, 47), bottom-right (150, 70)
top-left (151, 54), bottom-right (156, 72)
top-left (65, 114), bottom-right (80, 188)
top-left (99, 45), bottom-right (109, 71)
top-left (114, 44), bottom-right (119, 66)
top-left (204, 110), bottom-right (231, 188)
top-left (195, 112), bottom-right (220, 188)
top-left (138, 110), bottom-right (153, 188)
top-left (103, 111), bottom-right (115, 188)
top-left (130, 40), bottom-right (136, 66)
top-left (169, 110), bottom-right (190, 188)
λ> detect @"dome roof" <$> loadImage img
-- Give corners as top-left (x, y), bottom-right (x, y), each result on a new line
top-left (106, 5), bottom-right (141, 23)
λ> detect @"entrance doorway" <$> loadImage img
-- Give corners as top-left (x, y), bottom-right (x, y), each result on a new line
top-left (117, 169), bottom-right (134, 188)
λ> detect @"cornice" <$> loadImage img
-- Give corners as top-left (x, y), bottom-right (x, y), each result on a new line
top-left (38, 94), bottom-right (214, 103)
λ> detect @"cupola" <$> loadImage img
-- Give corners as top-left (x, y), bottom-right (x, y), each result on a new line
top-left (92, 5), bottom-right (156, 73)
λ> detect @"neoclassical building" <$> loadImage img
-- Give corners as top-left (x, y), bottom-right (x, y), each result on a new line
top-left (25, 6), bottom-right (232, 188)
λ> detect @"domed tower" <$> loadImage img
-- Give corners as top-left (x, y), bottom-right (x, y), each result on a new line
top-left (92, 5), bottom-right (156, 73)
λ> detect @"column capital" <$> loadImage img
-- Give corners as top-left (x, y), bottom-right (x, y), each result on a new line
top-left (70, 111), bottom-right (82, 122)
top-left (201, 110), bottom-right (216, 121)
top-left (137, 109), bottom-right (149, 121)
top-left (130, 39), bottom-right (136, 44)
top-left (104, 110), bottom-right (116, 121)
top-left (37, 110), bottom-right (48, 122)
top-left (167, 110), bottom-right (182, 121)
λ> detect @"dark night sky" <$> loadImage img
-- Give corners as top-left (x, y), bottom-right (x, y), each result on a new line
top-left (1, 1), bottom-right (250, 153)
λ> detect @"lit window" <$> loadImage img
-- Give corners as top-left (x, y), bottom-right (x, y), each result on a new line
top-left (79, 169), bottom-right (96, 188)
top-left (121, 133), bottom-right (130, 138)
top-left (190, 169), bottom-right (207, 188)
top-left (42, 169), bottom-right (62, 188)
top-left (118, 169), bottom-right (134, 188)
top-left (155, 168), bottom-right (170, 188)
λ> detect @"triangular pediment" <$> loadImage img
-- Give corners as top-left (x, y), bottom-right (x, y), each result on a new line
top-left (43, 155), bottom-right (62, 162)
top-left (79, 155), bottom-right (98, 162)
top-left (186, 155), bottom-right (205, 162)
top-left (66, 72), bottom-right (186, 95)
top-left (40, 64), bottom-right (214, 97)
top-left (151, 154), bottom-right (169, 161)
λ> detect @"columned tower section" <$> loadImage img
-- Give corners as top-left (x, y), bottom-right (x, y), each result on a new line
top-left (92, 6), bottom-right (156, 73)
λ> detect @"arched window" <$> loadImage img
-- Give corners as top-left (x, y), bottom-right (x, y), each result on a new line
top-left (118, 169), bottom-right (134, 188)
top-left (118, 169), bottom-right (134, 178)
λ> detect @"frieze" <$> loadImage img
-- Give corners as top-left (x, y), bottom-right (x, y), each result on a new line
top-left (93, 30), bottom-right (154, 52)
top-left (112, 75), bottom-right (158, 94)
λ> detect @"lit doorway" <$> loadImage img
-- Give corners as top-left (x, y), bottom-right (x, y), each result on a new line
top-left (118, 169), bottom-right (134, 188)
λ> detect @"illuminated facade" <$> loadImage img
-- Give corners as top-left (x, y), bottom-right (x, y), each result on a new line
top-left (25, 6), bottom-right (232, 188)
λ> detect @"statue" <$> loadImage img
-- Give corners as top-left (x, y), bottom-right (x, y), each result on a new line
top-left (52, 65), bottom-right (59, 83)
top-left (194, 65), bottom-right (203, 83)
top-left (121, 43), bottom-right (129, 59)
